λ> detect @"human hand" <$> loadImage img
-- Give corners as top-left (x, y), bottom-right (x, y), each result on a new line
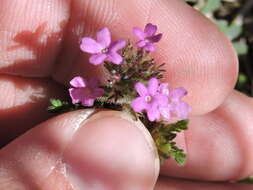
top-left (0, 0), bottom-right (252, 189)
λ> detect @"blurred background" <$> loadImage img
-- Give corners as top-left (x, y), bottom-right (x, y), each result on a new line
top-left (185, 0), bottom-right (253, 96)
top-left (185, 0), bottom-right (253, 184)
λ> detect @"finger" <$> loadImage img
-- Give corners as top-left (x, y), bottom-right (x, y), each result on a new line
top-left (0, 75), bottom-right (65, 147)
top-left (160, 90), bottom-right (253, 181)
top-left (0, 110), bottom-right (159, 189)
top-left (0, 0), bottom-right (70, 77)
top-left (54, 0), bottom-right (238, 115)
top-left (154, 176), bottom-right (252, 190)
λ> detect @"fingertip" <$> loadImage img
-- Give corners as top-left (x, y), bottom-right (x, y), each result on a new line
top-left (64, 111), bottom-right (159, 189)
top-left (0, 0), bottom-right (71, 76)
top-left (155, 176), bottom-right (252, 190)
top-left (0, 110), bottom-right (159, 189)
top-left (160, 91), bottom-right (253, 181)
top-left (151, 0), bottom-right (238, 115)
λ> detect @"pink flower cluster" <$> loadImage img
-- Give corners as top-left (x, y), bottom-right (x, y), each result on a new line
top-left (68, 23), bottom-right (190, 122)
top-left (69, 76), bottom-right (104, 107)
top-left (131, 78), bottom-right (191, 122)
top-left (80, 23), bottom-right (162, 66)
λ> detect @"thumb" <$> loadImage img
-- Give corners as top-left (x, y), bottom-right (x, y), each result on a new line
top-left (0, 110), bottom-right (159, 189)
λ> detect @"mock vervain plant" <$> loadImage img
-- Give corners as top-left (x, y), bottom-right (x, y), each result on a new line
top-left (48, 23), bottom-right (191, 165)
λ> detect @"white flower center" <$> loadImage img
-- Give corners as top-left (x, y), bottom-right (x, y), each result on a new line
top-left (101, 48), bottom-right (108, 53)
top-left (145, 95), bottom-right (152, 103)
top-left (162, 88), bottom-right (169, 95)
top-left (144, 38), bottom-right (150, 43)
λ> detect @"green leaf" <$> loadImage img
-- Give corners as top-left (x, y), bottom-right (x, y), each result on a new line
top-left (237, 176), bottom-right (253, 184)
top-left (201, 0), bottom-right (221, 14)
top-left (172, 148), bottom-right (187, 166)
top-left (159, 143), bottom-right (171, 155)
top-left (237, 73), bottom-right (248, 85)
top-left (50, 99), bottom-right (63, 107)
top-left (216, 20), bottom-right (229, 33)
top-left (233, 40), bottom-right (248, 55)
top-left (236, 73), bottom-right (248, 91)
top-left (226, 23), bottom-right (242, 40)
top-left (151, 120), bottom-right (189, 165)
top-left (216, 20), bottom-right (242, 40)
top-left (165, 120), bottom-right (189, 133)
top-left (48, 98), bottom-right (71, 113)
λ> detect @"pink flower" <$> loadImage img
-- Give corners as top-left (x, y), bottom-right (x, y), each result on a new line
top-left (131, 78), bottom-right (168, 121)
top-left (80, 28), bottom-right (126, 65)
top-left (69, 76), bottom-right (104, 106)
top-left (133, 23), bottom-right (162, 52)
top-left (159, 83), bottom-right (191, 120)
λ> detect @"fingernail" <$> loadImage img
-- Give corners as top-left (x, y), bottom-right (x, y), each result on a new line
top-left (63, 110), bottom-right (159, 190)
top-left (119, 111), bottom-right (160, 178)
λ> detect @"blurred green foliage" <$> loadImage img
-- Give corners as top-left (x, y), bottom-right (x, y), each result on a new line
top-left (185, 0), bottom-right (253, 96)
top-left (238, 176), bottom-right (253, 184)
top-left (201, 0), bottom-right (222, 13)
top-left (186, 0), bottom-right (248, 55)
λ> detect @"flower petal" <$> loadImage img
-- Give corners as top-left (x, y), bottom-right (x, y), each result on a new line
top-left (136, 40), bottom-right (146, 48)
top-left (144, 23), bottom-right (157, 37)
top-left (69, 88), bottom-right (83, 104)
top-left (159, 106), bottom-right (172, 120)
top-left (110, 40), bottom-right (126, 52)
top-left (144, 43), bottom-right (155, 52)
top-left (89, 53), bottom-right (107, 65)
top-left (96, 27), bottom-right (111, 48)
top-left (80, 37), bottom-right (103, 53)
top-left (70, 76), bottom-right (87, 88)
top-left (133, 27), bottom-right (145, 40)
top-left (173, 102), bottom-right (191, 119)
top-left (170, 87), bottom-right (187, 100)
top-left (131, 97), bottom-right (148, 112)
top-left (148, 33), bottom-right (162, 43)
top-left (92, 88), bottom-right (104, 97)
top-left (82, 98), bottom-right (95, 107)
top-left (88, 78), bottom-right (99, 88)
top-left (148, 78), bottom-right (159, 96)
top-left (154, 94), bottom-right (168, 106)
top-left (159, 83), bottom-right (170, 96)
top-left (147, 105), bottom-right (160, 121)
top-left (106, 52), bottom-right (123, 65)
top-left (135, 82), bottom-right (148, 96)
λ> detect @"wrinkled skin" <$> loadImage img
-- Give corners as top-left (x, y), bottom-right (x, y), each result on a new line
top-left (0, 0), bottom-right (253, 189)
